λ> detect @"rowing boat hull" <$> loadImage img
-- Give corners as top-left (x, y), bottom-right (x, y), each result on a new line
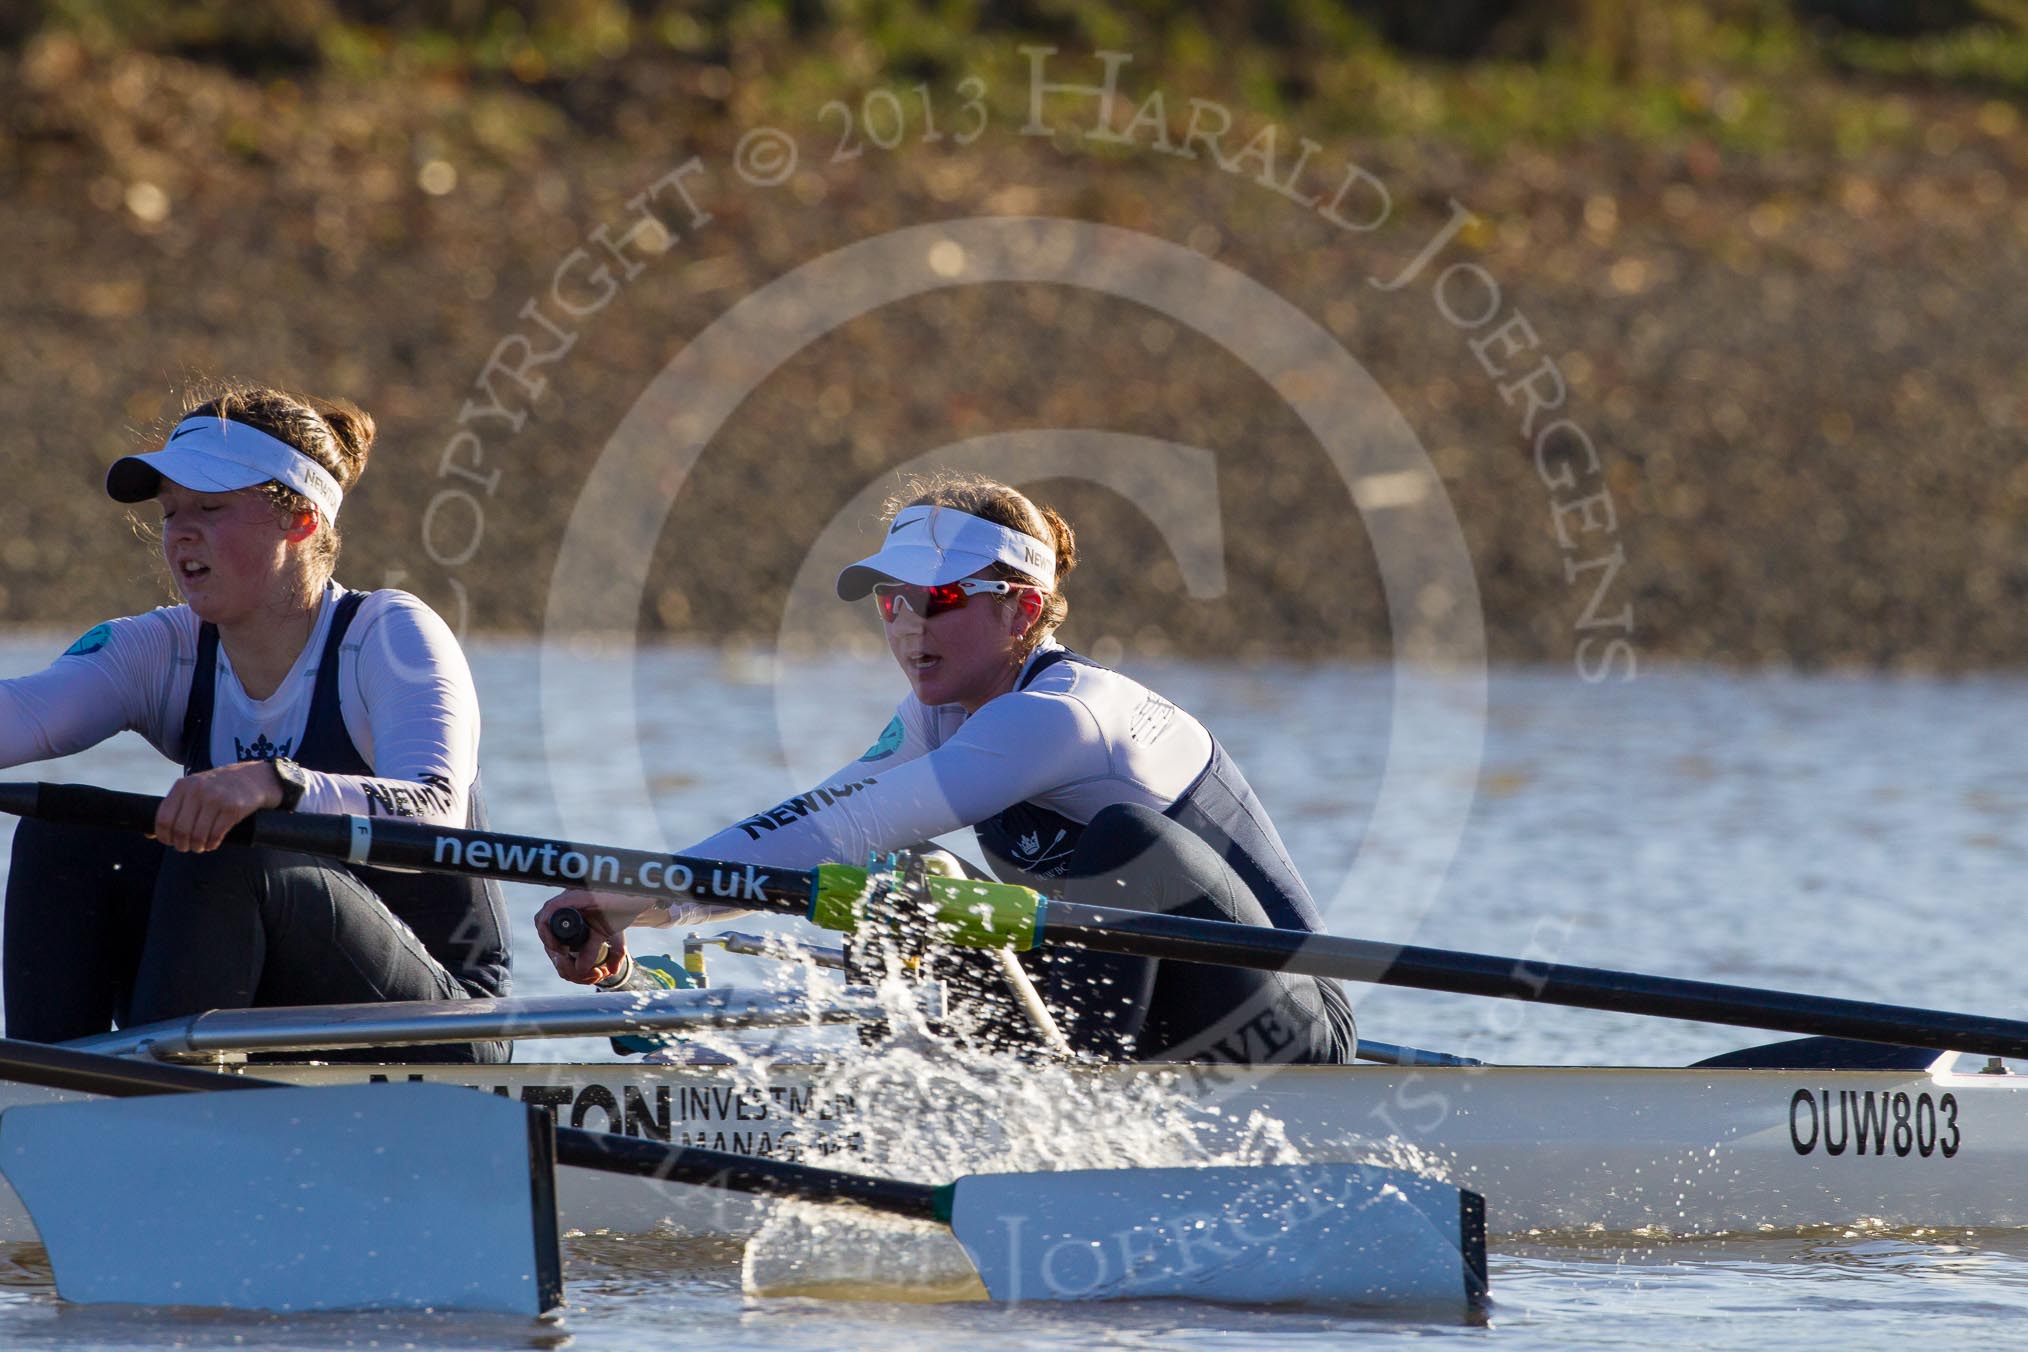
top-left (2, 1059), bottom-right (2021, 1241)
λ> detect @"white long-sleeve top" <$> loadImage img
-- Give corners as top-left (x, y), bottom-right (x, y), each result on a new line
top-left (0, 584), bottom-right (480, 824)
top-left (684, 642), bottom-right (1213, 872)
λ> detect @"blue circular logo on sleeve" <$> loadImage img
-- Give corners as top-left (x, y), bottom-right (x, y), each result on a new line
top-left (858, 716), bottom-right (904, 762)
top-left (63, 623), bottom-right (112, 657)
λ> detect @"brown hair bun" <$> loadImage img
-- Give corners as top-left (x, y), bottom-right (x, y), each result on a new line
top-left (175, 381), bottom-right (375, 578)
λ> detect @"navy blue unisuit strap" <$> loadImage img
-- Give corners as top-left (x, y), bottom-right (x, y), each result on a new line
top-left (1017, 647), bottom-right (1095, 691)
top-left (179, 623), bottom-right (221, 774)
top-left (292, 591), bottom-right (371, 774)
top-left (180, 591), bottom-right (370, 776)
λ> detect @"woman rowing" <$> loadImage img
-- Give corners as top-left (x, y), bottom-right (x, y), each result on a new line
top-left (539, 474), bottom-right (1355, 1065)
top-left (0, 384), bottom-right (509, 1062)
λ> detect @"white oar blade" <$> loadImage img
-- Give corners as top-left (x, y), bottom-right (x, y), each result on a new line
top-left (947, 1163), bottom-right (1487, 1314)
top-left (0, 1083), bottom-right (562, 1316)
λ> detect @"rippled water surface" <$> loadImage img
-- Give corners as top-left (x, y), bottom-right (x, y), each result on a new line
top-left (3, 636), bottom-right (2028, 1348)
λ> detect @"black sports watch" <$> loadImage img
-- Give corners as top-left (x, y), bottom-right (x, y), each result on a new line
top-left (269, 757), bottom-right (310, 812)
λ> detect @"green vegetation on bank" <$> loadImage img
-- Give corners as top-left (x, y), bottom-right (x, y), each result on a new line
top-left (18, 1), bottom-right (2028, 160)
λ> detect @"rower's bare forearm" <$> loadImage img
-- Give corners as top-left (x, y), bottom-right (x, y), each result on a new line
top-left (630, 899), bottom-right (755, 929)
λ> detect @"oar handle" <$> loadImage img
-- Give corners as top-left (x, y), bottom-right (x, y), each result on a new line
top-left (547, 907), bottom-right (590, 949)
top-left (0, 782), bottom-right (224, 841)
top-left (544, 905), bottom-right (619, 977)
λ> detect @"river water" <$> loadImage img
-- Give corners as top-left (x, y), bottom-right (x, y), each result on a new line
top-left (1, 635), bottom-right (2026, 1348)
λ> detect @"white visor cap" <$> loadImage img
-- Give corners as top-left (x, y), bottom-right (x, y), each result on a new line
top-left (107, 416), bottom-right (343, 523)
top-left (836, 505), bottom-right (1056, 599)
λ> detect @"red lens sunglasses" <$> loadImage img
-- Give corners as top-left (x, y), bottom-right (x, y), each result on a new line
top-left (873, 579), bottom-right (1037, 621)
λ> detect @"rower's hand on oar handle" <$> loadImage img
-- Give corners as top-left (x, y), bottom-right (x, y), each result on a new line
top-left (153, 763), bottom-right (286, 853)
top-left (547, 907), bottom-right (590, 949)
top-left (536, 890), bottom-right (643, 985)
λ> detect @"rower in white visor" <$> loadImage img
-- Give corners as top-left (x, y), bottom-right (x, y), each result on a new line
top-left (539, 473), bottom-right (1356, 1065)
top-left (0, 385), bottom-right (510, 1063)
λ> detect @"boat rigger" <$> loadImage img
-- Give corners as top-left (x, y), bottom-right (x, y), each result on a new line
top-left (0, 989), bottom-right (2024, 1244)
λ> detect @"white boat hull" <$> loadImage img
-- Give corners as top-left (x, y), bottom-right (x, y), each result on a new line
top-left (3, 1058), bottom-right (2021, 1243)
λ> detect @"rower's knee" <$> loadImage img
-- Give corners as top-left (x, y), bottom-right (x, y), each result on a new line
top-left (152, 846), bottom-right (324, 926)
top-left (1064, 804), bottom-right (1178, 878)
top-left (1064, 804), bottom-right (1256, 925)
top-left (154, 844), bottom-right (262, 908)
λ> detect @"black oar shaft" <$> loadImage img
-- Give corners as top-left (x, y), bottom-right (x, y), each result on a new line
top-left (0, 1034), bottom-right (940, 1221)
top-left (554, 1130), bottom-right (940, 1220)
top-left (0, 1037), bottom-right (273, 1099)
top-left (255, 812), bottom-right (818, 915)
top-left (1042, 901), bottom-right (2028, 1062)
top-left (6, 783), bottom-right (819, 916)
top-left (15, 780), bottom-right (2028, 1061)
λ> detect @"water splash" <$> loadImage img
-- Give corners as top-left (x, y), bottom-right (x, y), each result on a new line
top-left (613, 939), bottom-right (1461, 1299)
top-left (733, 969), bottom-right (1323, 1300)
